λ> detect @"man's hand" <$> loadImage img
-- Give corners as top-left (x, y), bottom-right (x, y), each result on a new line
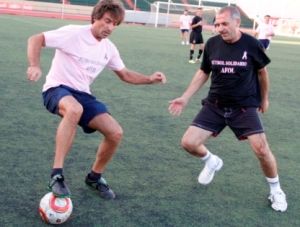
top-left (27, 66), bottom-right (42, 82)
top-left (149, 72), bottom-right (167, 84)
top-left (259, 99), bottom-right (269, 113)
top-left (168, 97), bottom-right (188, 116)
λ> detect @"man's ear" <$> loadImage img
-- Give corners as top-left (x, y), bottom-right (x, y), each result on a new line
top-left (236, 18), bottom-right (241, 27)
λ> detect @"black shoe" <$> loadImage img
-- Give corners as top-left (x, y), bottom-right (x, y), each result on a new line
top-left (48, 174), bottom-right (71, 198)
top-left (85, 175), bottom-right (116, 200)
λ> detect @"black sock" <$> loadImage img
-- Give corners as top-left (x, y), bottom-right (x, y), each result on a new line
top-left (88, 171), bottom-right (101, 181)
top-left (190, 50), bottom-right (194, 60)
top-left (197, 50), bottom-right (203, 59)
top-left (51, 168), bottom-right (63, 178)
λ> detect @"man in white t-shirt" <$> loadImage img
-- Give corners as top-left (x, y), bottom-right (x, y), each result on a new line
top-left (27, 0), bottom-right (166, 200)
top-left (255, 15), bottom-right (275, 49)
top-left (179, 10), bottom-right (191, 45)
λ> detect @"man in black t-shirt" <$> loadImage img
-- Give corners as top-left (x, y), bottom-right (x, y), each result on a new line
top-left (169, 6), bottom-right (287, 212)
top-left (188, 8), bottom-right (205, 64)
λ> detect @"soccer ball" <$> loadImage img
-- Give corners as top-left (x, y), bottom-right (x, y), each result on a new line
top-left (39, 192), bottom-right (73, 224)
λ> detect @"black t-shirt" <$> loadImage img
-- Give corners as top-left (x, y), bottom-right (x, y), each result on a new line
top-left (201, 33), bottom-right (270, 107)
top-left (191, 16), bottom-right (202, 33)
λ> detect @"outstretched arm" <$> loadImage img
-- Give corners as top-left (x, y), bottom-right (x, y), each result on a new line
top-left (168, 69), bottom-right (209, 116)
top-left (114, 68), bottom-right (166, 85)
top-left (258, 67), bottom-right (270, 113)
top-left (27, 33), bottom-right (45, 82)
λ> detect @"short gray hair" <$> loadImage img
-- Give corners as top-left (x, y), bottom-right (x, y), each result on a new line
top-left (218, 6), bottom-right (240, 20)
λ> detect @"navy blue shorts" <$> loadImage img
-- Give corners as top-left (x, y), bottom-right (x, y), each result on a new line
top-left (42, 85), bottom-right (108, 134)
top-left (259, 39), bottom-right (270, 49)
top-left (181, 29), bottom-right (189, 33)
top-left (191, 101), bottom-right (264, 140)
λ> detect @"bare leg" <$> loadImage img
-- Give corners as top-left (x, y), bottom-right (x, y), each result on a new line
top-left (181, 126), bottom-right (223, 185)
top-left (53, 96), bottom-right (83, 168)
top-left (248, 133), bottom-right (287, 212)
top-left (181, 126), bottom-right (212, 157)
top-left (248, 133), bottom-right (277, 178)
top-left (88, 113), bottom-right (123, 173)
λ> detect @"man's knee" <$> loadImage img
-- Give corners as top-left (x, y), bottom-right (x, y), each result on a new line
top-left (106, 127), bottom-right (123, 144)
top-left (250, 136), bottom-right (271, 158)
top-left (62, 103), bottom-right (83, 123)
top-left (181, 135), bottom-right (196, 152)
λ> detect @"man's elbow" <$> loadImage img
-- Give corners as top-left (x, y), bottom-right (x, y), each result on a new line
top-left (28, 33), bottom-right (45, 47)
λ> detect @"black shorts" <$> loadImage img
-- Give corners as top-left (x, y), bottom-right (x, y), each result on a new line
top-left (189, 31), bottom-right (204, 44)
top-left (191, 101), bottom-right (264, 140)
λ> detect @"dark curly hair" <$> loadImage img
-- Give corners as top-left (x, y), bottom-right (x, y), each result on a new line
top-left (91, 0), bottom-right (125, 25)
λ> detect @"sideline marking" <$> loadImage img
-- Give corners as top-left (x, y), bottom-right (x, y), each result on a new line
top-left (273, 40), bottom-right (300, 45)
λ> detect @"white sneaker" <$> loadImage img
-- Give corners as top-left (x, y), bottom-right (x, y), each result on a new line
top-left (198, 155), bottom-right (223, 185)
top-left (185, 42), bottom-right (189, 45)
top-left (181, 41), bottom-right (185, 45)
top-left (268, 191), bottom-right (288, 212)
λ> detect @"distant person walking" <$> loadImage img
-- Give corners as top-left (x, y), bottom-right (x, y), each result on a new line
top-left (189, 7), bottom-right (205, 64)
top-left (179, 10), bottom-right (191, 45)
top-left (255, 15), bottom-right (275, 50)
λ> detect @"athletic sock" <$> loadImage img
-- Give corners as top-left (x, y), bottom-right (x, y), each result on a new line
top-left (201, 150), bottom-right (217, 168)
top-left (190, 50), bottom-right (194, 60)
top-left (266, 175), bottom-right (282, 194)
top-left (88, 171), bottom-right (102, 181)
top-left (51, 168), bottom-right (63, 178)
top-left (197, 50), bottom-right (203, 59)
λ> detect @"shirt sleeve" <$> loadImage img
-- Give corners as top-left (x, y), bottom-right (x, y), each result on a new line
top-left (254, 41), bottom-right (271, 69)
top-left (43, 25), bottom-right (77, 49)
top-left (200, 40), bottom-right (212, 75)
top-left (106, 43), bottom-right (125, 71)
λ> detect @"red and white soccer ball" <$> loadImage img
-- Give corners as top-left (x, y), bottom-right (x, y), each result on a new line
top-left (39, 192), bottom-right (73, 225)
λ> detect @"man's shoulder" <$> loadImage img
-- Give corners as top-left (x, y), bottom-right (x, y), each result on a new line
top-left (102, 38), bottom-right (119, 51)
top-left (206, 35), bottom-right (222, 44)
top-left (241, 32), bottom-right (258, 43)
top-left (61, 24), bottom-right (88, 29)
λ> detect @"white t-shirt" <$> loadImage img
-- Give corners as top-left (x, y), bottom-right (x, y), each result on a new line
top-left (256, 23), bottom-right (274, 40)
top-left (179, 14), bottom-right (191, 30)
top-left (43, 24), bottom-right (125, 94)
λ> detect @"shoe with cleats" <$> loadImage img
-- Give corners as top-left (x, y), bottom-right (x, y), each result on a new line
top-left (48, 174), bottom-right (71, 198)
top-left (268, 190), bottom-right (288, 212)
top-left (85, 175), bottom-right (116, 200)
top-left (198, 155), bottom-right (223, 185)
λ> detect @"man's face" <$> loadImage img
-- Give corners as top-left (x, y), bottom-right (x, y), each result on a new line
top-left (196, 9), bottom-right (202, 16)
top-left (214, 11), bottom-right (240, 43)
top-left (264, 16), bottom-right (270, 24)
top-left (91, 12), bottom-right (118, 41)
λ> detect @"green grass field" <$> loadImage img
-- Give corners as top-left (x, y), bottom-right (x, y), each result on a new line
top-left (0, 14), bottom-right (300, 226)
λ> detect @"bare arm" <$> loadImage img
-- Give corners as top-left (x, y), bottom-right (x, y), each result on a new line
top-left (258, 67), bottom-right (270, 113)
top-left (27, 33), bottom-right (45, 81)
top-left (169, 69), bottom-right (209, 116)
top-left (114, 68), bottom-right (166, 85)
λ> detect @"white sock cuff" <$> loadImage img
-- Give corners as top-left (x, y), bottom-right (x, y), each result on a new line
top-left (266, 175), bottom-right (279, 184)
top-left (201, 150), bottom-right (212, 161)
